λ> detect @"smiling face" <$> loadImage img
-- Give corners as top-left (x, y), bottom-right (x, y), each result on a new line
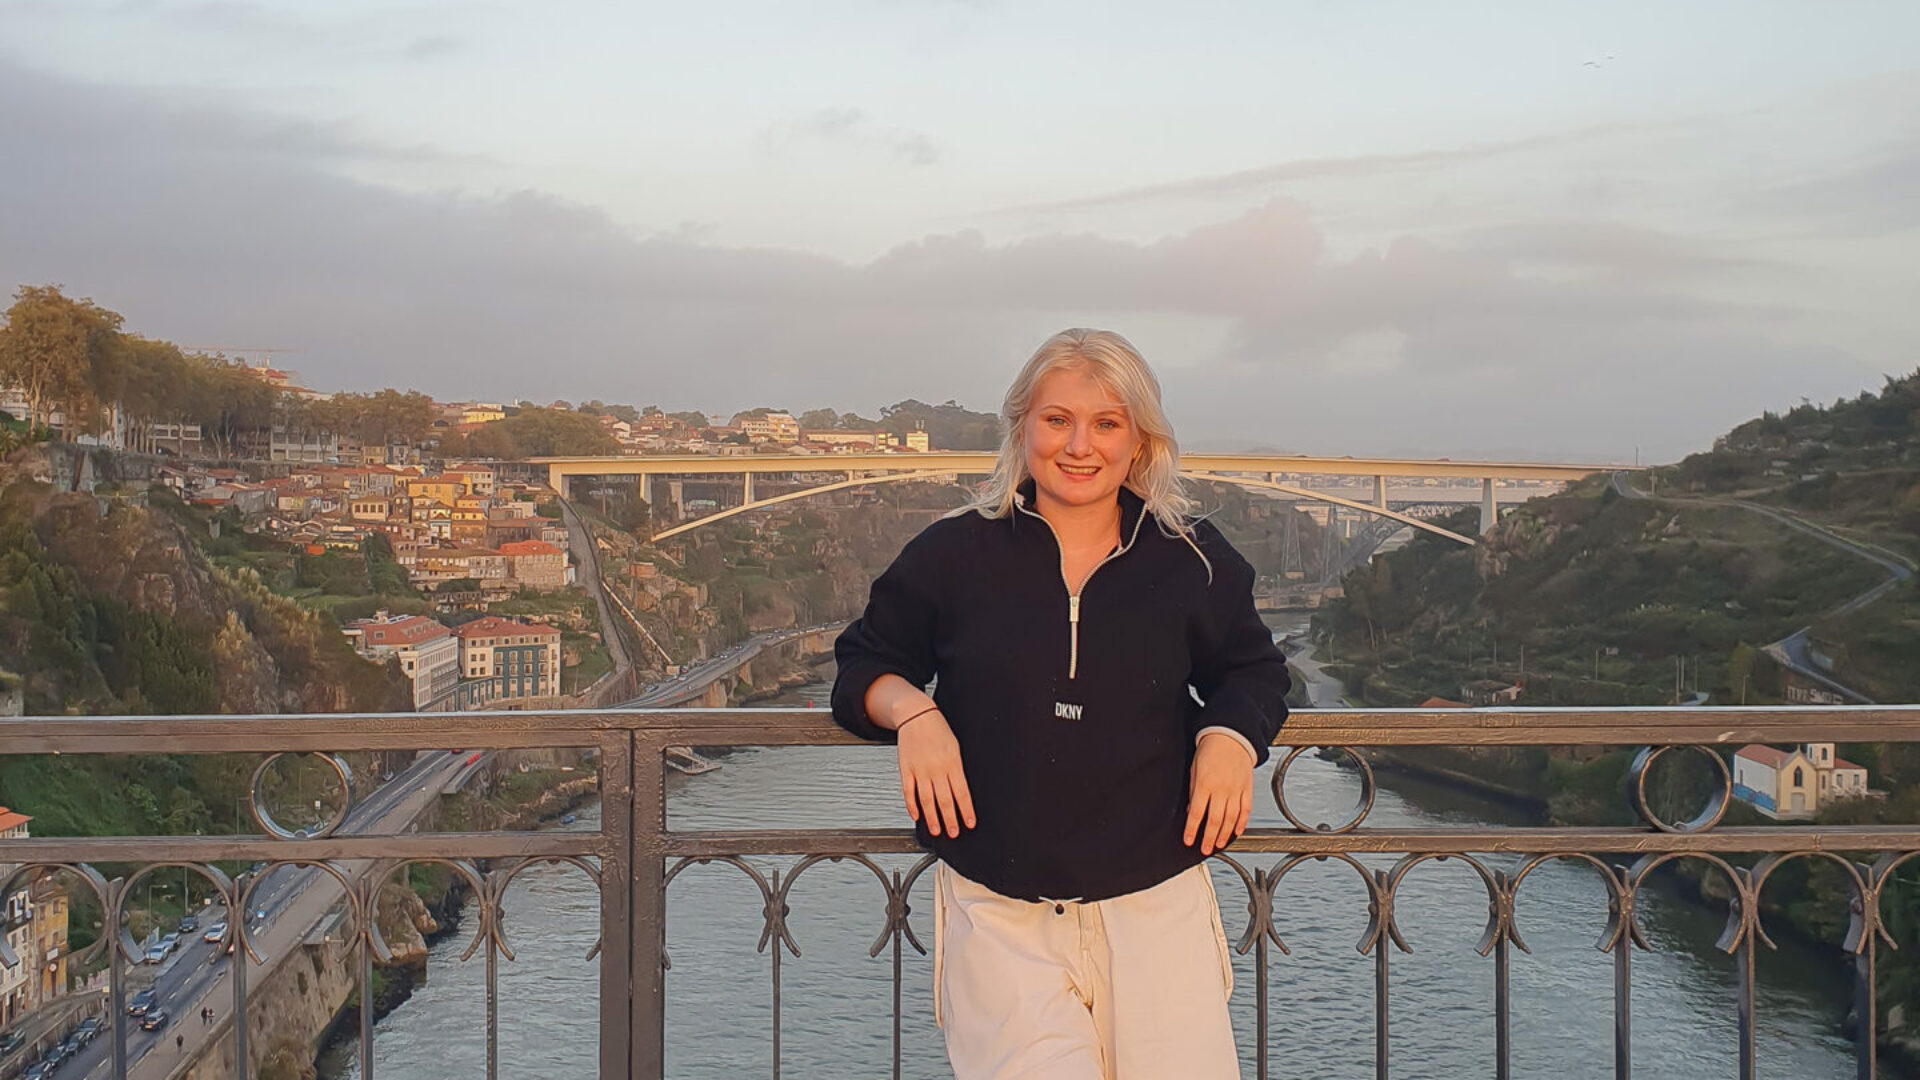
top-left (1022, 364), bottom-right (1143, 520)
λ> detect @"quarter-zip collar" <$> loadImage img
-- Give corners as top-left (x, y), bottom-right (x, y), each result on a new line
top-left (1012, 478), bottom-right (1150, 679)
top-left (1010, 477), bottom-right (1149, 556)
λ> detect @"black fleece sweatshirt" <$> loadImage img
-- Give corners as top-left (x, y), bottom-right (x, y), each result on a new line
top-left (831, 481), bottom-right (1291, 903)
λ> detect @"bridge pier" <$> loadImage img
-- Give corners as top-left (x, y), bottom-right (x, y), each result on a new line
top-left (1373, 475), bottom-right (1388, 509)
top-left (743, 471), bottom-right (754, 505)
top-left (1481, 477), bottom-right (1497, 534)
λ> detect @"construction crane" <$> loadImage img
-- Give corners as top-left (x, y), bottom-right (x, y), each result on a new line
top-left (180, 346), bottom-right (307, 357)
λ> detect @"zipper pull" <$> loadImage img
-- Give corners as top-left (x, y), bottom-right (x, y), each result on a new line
top-left (1067, 594), bottom-right (1081, 679)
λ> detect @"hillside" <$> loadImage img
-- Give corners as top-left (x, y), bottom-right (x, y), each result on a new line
top-left (0, 444), bottom-right (409, 838)
top-left (1320, 368), bottom-right (1920, 709)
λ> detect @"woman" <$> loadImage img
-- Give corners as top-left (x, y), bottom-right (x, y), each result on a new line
top-left (832, 328), bottom-right (1290, 1079)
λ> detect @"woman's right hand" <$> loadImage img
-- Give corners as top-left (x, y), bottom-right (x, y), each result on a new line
top-left (897, 710), bottom-right (976, 838)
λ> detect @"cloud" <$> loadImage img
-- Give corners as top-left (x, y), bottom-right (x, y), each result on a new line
top-left (2, 1), bottom-right (477, 63)
top-left (0, 58), bottom-right (1893, 460)
top-left (405, 34), bottom-right (466, 60)
top-left (761, 107), bottom-right (941, 166)
top-left (1749, 137), bottom-right (1920, 232)
top-left (989, 121), bottom-right (1697, 217)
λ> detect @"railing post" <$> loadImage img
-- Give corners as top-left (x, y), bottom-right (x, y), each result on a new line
top-left (599, 730), bottom-right (636, 1079)
top-left (630, 729), bottom-right (669, 1079)
top-left (1614, 911), bottom-right (1631, 1080)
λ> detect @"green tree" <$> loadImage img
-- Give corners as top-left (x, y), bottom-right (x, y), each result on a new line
top-left (0, 285), bottom-right (126, 434)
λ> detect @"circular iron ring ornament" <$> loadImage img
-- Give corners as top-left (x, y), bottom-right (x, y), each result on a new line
top-left (247, 752), bottom-right (356, 840)
top-left (1627, 744), bottom-right (1731, 834)
top-left (1271, 746), bottom-right (1377, 834)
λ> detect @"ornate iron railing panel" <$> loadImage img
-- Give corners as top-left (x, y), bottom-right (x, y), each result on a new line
top-left (0, 705), bottom-right (1917, 1079)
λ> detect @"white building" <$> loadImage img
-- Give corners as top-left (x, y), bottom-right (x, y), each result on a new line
top-left (342, 614), bottom-right (460, 709)
top-left (1732, 742), bottom-right (1869, 820)
top-left (0, 806), bottom-right (33, 1026)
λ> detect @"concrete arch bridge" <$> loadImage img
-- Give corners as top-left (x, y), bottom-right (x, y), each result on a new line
top-left (534, 452), bottom-right (1626, 547)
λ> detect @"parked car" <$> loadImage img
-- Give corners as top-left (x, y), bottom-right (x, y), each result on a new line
top-left (128, 988), bottom-right (156, 1015)
top-left (140, 1008), bottom-right (170, 1032)
top-left (203, 921), bottom-right (227, 943)
top-left (159, 932), bottom-right (181, 953)
top-left (24, 1063), bottom-right (46, 1080)
top-left (178, 913), bottom-right (199, 932)
top-left (0, 1029), bottom-right (23, 1053)
top-left (144, 943), bottom-right (169, 964)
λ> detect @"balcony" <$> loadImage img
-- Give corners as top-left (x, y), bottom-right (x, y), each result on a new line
top-left (2, 705), bottom-right (1918, 1079)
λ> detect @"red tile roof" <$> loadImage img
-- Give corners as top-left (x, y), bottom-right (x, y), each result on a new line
top-left (1419, 697), bottom-right (1469, 708)
top-left (0, 807), bottom-right (31, 833)
top-left (454, 616), bottom-right (559, 641)
top-left (497, 540), bottom-right (562, 557)
top-left (1834, 756), bottom-right (1867, 773)
top-left (347, 615), bottom-right (450, 646)
top-left (1736, 745), bottom-right (1796, 769)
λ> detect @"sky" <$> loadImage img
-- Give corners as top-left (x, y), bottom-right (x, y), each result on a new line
top-left (2, 1), bottom-right (1917, 461)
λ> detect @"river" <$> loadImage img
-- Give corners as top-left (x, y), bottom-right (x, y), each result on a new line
top-left (321, 622), bottom-right (1860, 1079)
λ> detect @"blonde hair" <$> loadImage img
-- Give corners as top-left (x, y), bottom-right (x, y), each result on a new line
top-left (966, 329), bottom-right (1203, 548)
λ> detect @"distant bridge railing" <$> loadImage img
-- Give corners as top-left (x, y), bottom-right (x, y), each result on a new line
top-left (3, 705), bottom-right (1919, 1080)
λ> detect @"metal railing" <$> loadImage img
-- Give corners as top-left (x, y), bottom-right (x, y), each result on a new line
top-left (3, 704), bottom-right (1920, 1080)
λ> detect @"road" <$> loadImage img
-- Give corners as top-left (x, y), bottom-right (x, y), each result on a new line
top-left (69, 750), bottom-right (467, 1080)
top-left (1611, 470), bottom-right (1915, 703)
top-left (620, 623), bottom-right (844, 708)
top-left (557, 500), bottom-right (632, 691)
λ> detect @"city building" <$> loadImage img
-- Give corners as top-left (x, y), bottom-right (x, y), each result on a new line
top-left (734, 411), bottom-right (801, 444)
top-left (905, 429), bottom-right (931, 452)
top-left (442, 465), bottom-right (496, 497)
top-left (498, 539), bottom-right (568, 590)
top-left (406, 478), bottom-right (467, 504)
top-left (149, 421), bottom-right (203, 455)
top-left (342, 614), bottom-right (459, 709)
top-left (0, 806), bottom-right (32, 1025)
top-left (26, 877), bottom-right (66, 1009)
top-left (349, 495), bottom-right (394, 522)
top-left (190, 482), bottom-right (275, 515)
top-left (263, 422), bottom-right (340, 463)
top-left (1732, 742), bottom-right (1870, 820)
top-left (414, 548), bottom-right (509, 587)
top-left (803, 430), bottom-right (879, 449)
top-left (454, 616), bottom-right (561, 699)
top-left (1460, 679), bottom-right (1524, 706)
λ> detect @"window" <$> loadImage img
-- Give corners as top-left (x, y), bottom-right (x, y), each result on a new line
top-left (1793, 766), bottom-right (1804, 786)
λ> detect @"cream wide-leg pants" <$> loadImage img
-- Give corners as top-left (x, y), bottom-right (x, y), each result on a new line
top-left (932, 861), bottom-right (1242, 1080)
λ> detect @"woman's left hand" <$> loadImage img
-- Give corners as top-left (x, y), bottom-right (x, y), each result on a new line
top-left (1185, 733), bottom-right (1255, 856)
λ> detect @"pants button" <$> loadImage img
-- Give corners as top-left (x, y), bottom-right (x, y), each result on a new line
top-left (1054, 903), bottom-right (1066, 915)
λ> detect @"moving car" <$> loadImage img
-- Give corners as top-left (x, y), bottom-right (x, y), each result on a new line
top-left (203, 921), bottom-right (227, 943)
top-left (178, 914), bottom-right (198, 932)
top-left (140, 1008), bottom-right (171, 1032)
top-left (128, 988), bottom-right (156, 1015)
